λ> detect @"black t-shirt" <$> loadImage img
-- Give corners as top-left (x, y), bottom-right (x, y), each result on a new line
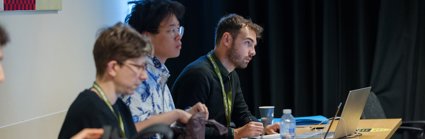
top-left (58, 89), bottom-right (136, 139)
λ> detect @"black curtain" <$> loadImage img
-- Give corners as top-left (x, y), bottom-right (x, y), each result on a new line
top-left (166, 0), bottom-right (425, 121)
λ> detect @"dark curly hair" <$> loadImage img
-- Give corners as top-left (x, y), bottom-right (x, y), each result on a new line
top-left (126, 0), bottom-right (185, 34)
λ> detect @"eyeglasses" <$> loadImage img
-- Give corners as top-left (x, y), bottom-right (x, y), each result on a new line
top-left (123, 62), bottom-right (146, 76)
top-left (170, 26), bottom-right (184, 37)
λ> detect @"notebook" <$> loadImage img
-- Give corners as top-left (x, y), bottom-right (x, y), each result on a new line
top-left (297, 86), bottom-right (371, 139)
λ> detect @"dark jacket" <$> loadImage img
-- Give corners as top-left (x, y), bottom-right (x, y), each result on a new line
top-left (172, 51), bottom-right (257, 139)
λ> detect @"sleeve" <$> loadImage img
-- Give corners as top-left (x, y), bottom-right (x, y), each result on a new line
top-left (122, 81), bottom-right (151, 123)
top-left (172, 68), bottom-right (212, 109)
top-left (59, 106), bottom-right (83, 139)
top-left (59, 99), bottom-right (103, 138)
top-left (59, 96), bottom-right (114, 139)
top-left (231, 74), bottom-right (257, 127)
top-left (173, 67), bottom-right (234, 138)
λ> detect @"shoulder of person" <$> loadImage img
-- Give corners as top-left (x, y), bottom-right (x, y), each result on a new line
top-left (67, 90), bottom-right (104, 115)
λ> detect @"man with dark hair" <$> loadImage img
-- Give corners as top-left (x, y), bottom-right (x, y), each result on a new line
top-left (0, 24), bottom-right (10, 82)
top-left (172, 14), bottom-right (279, 139)
top-left (59, 22), bottom-right (193, 139)
top-left (122, 0), bottom-right (208, 132)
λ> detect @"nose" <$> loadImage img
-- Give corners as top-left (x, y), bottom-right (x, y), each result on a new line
top-left (250, 48), bottom-right (256, 57)
top-left (175, 33), bottom-right (182, 41)
top-left (139, 70), bottom-right (148, 81)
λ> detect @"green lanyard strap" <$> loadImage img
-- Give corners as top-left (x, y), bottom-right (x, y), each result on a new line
top-left (92, 82), bottom-right (126, 138)
top-left (207, 53), bottom-right (232, 127)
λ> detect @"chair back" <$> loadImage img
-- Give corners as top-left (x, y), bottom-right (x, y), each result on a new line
top-left (362, 91), bottom-right (386, 119)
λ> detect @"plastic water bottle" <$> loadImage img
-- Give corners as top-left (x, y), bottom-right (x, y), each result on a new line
top-left (280, 109), bottom-right (296, 139)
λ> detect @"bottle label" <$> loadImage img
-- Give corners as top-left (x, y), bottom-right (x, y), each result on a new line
top-left (289, 127), bottom-right (295, 134)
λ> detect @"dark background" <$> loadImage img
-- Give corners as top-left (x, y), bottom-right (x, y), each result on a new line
top-left (164, 0), bottom-right (425, 122)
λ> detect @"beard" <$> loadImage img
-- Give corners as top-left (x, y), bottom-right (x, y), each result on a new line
top-left (228, 44), bottom-right (250, 69)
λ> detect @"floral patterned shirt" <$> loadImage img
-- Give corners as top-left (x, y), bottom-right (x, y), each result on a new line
top-left (121, 56), bottom-right (175, 123)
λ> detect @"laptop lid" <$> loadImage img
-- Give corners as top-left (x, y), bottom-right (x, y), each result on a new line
top-left (295, 86), bottom-right (371, 139)
top-left (333, 86), bottom-right (371, 138)
top-left (322, 102), bottom-right (342, 138)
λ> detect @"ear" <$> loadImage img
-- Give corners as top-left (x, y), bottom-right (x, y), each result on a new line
top-left (106, 60), bottom-right (119, 77)
top-left (221, 32), bottom-right (233, 48)
top-left (142, 31), bottom-right (152, 37)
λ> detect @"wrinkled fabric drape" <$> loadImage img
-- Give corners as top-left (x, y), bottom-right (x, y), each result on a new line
top-left (167, 0), bottom-right (425, 126)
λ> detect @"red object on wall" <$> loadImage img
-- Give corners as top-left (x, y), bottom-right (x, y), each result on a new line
top-left (4, 0), bottom-right (36, 11)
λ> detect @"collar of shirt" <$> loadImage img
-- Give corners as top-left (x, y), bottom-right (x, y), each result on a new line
top-left (209, 51), bottom-right (233, 79)
top-left (147, 56), bottom-right (171, 82)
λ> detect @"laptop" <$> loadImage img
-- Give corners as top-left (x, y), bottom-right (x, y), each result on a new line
top-left (297, 86), bottom-right (371, 139)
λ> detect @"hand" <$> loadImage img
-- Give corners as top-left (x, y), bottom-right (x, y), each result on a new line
top-left (265, 123), bottom-right (280, 134)
top-left (176, 109), bottom-right (192, 124)
top-left (188, 102), bottom-right (209, 119)
top-left (71, 128), bottom-right (104, 139)
top-left (234, 122), bottom-right (264, 139)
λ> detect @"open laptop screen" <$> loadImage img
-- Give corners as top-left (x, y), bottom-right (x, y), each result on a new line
top-left (296, 86), bottom-right (371, 139)
top-left (333, 86), bottom-right (371, 138)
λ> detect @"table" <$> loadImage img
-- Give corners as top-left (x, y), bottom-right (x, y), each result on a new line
top-left (298, 118), bottom-right (401, 139)
top-left (248, 118), bottom-right (401, 139)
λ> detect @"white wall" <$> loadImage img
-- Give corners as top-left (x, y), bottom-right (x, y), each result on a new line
top-left (0, 0), bottom-right (129, 138)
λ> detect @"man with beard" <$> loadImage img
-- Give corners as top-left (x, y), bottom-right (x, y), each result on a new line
top-left (172, 14), bottom-right (279, 139)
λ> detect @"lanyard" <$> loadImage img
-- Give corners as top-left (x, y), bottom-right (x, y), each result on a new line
top-left (207, 53), bottom-right (232, 127)
top-left (92, 82), bottom-right (126, 138)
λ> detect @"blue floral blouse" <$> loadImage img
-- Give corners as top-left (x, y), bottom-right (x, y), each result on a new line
top-left (121, 56), bottom-right (175, 123)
